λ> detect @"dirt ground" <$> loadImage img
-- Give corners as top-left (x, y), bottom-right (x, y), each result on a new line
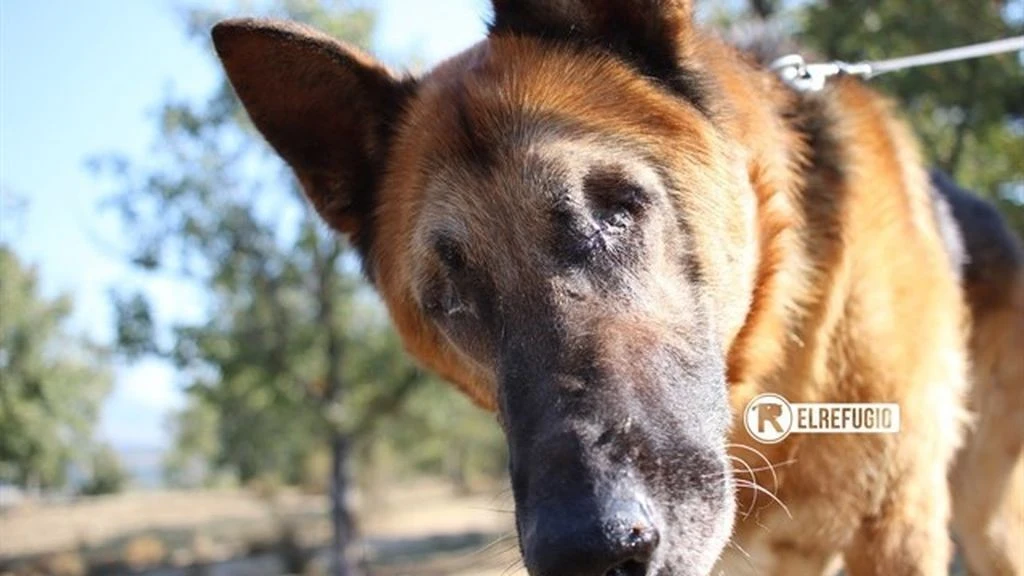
top-left (1, 490), bottom-right (317, 558)
top-left (0, 480), bottom-right (519, 575)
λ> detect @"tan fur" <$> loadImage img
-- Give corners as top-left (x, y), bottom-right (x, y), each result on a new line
top-left (375, 37), bottom-right (757, 406)
top-left (951, 268), bottom-right (1024, 576)
top-left (718, 76), bottom-right (972, 575)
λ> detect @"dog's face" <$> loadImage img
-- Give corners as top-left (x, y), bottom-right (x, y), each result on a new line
top-left (214, 2), bottom-right (762, 574)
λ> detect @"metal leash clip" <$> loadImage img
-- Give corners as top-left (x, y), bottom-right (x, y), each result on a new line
top-left (769, 54), bottom-right (873, 92)
top-left (769, 36), bottom-right (1024, 92)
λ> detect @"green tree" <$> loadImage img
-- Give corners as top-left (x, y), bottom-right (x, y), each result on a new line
top-left (0, 245), bottom-right (113, 490)
top-left (162, 396), bottom-right (219, 488)
top-left (96, 2), bottom-right (435, 574)
top-left (379, 379), bottom-right (507, 494)
top-left (730, 0), bottom-right (1024, 235)
top-left (79, 443), bottom-right (129, 496)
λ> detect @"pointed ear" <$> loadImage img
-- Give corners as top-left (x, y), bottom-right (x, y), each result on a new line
top-left (212, 18), bottom-right (413, 248)
top-left (490, 0), bottom-right (699, 90)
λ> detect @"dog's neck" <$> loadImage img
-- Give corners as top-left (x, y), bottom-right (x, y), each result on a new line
top-left (687, 34), bottom-right (813, 397)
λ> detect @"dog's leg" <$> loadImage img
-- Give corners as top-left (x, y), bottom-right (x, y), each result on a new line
top-left (950, 276), bottom-right (1024, 576)
top-left (841, 375), bottom-right (965, 576)
top-left (842, 470), bottom-right (954, 576)
top-left (843, 358), bottom-right (967, 574)
top-left (953, 448), bottom-right (1024, 576)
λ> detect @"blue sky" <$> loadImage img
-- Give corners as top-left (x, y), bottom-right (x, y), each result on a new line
top-left (0, 0), bottom-right (489, 450)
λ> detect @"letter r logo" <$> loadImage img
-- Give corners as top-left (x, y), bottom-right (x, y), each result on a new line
top-left (757, 402), bottom-right (785, 434)
top-left (744, 393), bottom-right (793, 444)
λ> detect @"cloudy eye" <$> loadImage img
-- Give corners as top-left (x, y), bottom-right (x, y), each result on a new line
top-left (594, 204), bottom-right (631, 232)
top-left (424, 236), bottom-right (475, 319)
top-left (583, 171), bottom-right (649, 233)
top-left (442, 287), bottom-right (464, 316)
top-left (435, 235), bottom-right (466, 272)
top-left (598, 184), bottom-right (647, 223)
top-left (424, 281), bottom-right (466, 318)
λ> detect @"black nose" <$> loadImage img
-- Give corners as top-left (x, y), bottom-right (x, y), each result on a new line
top-left (526, 498), bottom-right (660, 576)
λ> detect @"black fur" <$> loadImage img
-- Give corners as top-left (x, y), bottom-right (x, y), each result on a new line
top-left (355, 76), bottom-right (418, 283)
top-left (930, 169), bottom-right (1023, 291)
top-left (488, 1), bottom-right (714, 117)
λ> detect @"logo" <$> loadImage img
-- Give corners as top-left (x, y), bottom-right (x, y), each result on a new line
top-left (744, 393), bottom-right (901, 444)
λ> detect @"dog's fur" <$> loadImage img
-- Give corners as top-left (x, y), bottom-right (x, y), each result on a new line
top-left (211, 2), bottom-right (1023, 574)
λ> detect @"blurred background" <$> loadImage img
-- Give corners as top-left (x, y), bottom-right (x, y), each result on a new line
top-left (0, 1), bottom-right (1020, 575)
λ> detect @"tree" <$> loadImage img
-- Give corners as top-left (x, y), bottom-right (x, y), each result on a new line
top-left (0, 245), bottom-right (113, 490)
top-left (96, 2), bottom-right (433, 574)
top-left (79, 444), bottom-right (129, 496)
top-left (800, 1), bottom-right (1023, 189)
top-left (162, 397), bottom-right (219, 488)
top-left (729, 0), bottom-right (1024, 236)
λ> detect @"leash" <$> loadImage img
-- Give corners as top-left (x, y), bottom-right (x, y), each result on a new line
top-left (770, 36), bottom-right (1024, 92)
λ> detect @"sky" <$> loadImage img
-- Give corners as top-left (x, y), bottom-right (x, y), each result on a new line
top-left (0, 0), bottom-right (490, 450)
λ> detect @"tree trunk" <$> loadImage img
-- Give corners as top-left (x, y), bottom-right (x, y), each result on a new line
top-left (941, 61), bottom-right (981, 178)
top-left (314, 238), bottom-right (360, 576)
top-left (329, 431), bottom-right (360, 576)
top-left (446, 442), bottom-right (471, 496)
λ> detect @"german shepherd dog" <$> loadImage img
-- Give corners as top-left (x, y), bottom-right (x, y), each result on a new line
top-left (211, 1), bottom-right (1023, 574)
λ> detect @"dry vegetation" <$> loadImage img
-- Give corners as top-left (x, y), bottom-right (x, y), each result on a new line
top-left (0, 480), bottom-right (519, 576)
top-left (1, 490), bottom-right (318, 558)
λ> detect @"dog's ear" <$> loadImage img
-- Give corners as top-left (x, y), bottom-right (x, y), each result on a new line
top-left (490, 0), bottom-right (697, 79)
top-left (212, 18), bottom-right (413, 247)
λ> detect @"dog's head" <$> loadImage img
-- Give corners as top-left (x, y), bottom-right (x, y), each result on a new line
top-left (213, 1), bottom-right (765, 573)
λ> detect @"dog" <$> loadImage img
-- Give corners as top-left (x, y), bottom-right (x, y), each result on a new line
top-left (210, 1), bottom-right (1023, 574)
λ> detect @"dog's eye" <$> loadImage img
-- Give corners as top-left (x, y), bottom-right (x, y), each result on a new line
top-left (424, 238), bottom-right (478, 319)
top-left (594, 203), bottom-right (631, 231)
top-left (435, 236), bottom-right (466, 272)
top-left (424, 281), bottom-right (473, 319)
top-left (591, 185), bottom-right (648, 238)
top-left (584, 174), bottom-right (649, 231)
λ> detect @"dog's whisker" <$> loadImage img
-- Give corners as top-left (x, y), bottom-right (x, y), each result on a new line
top-left (744, 458), bottom-right (797, 475)
top-left (485, 487), bottom-right (515, 506)
top-left (729, 455), bottom-right (760, 519)
top-left (500, 555), bottom-right (526, 576)
top-left (462, 531), bottom-right (519, 560)
top-left (700, 456), bottom-right (796, 484)
top-left (467, 505), bottom-right (517, 514)
top-left (734, 478), bottom-right (792, 519)
top-left (727, 538), bottom-right (761, 575)
top-left (727, 443), bottom-right (783, 494)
